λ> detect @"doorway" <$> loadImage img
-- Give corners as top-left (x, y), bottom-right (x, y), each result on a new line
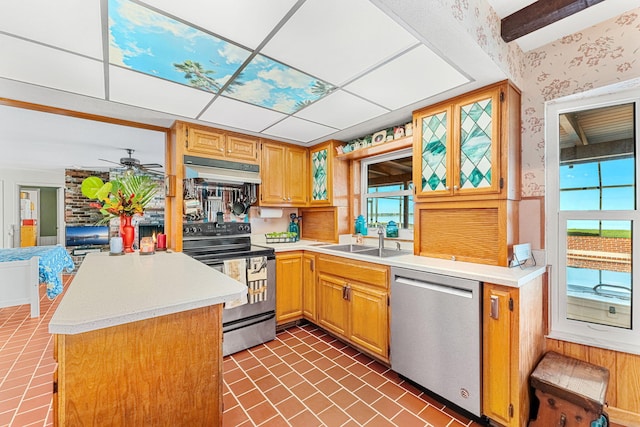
top-left (18, 186), bottom-right (59, 246)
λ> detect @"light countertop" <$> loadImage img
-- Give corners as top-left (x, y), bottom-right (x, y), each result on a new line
top-left (257, 239), bottom-right (546, 288)
top-left (49, 251), bottom-right (246, 335)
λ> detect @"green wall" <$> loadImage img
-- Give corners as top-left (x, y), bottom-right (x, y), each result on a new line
top-left (39, 187), bottom-right (57, 236)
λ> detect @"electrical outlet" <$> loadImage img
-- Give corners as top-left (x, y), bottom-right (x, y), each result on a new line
top-left (511, 243), bottom-right (532, 267)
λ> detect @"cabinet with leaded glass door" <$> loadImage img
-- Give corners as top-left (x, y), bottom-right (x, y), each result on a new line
top-left (309, 140), bottom-right (348, 207)
top-left (413, 80), bottom-right (520, 201)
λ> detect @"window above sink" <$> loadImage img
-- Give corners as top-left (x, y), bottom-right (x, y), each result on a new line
top-left (360, 148), bottom-right (414, 240)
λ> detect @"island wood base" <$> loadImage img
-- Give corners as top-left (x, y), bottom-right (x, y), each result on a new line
top-left (53, 304), bottom-right (222, 426)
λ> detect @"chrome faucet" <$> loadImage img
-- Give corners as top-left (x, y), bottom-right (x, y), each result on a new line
top-left (377, 224), bottom-right (385, 254)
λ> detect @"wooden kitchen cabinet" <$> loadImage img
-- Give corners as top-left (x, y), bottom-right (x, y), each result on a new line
top-left (184, 123), bottom-right (259, 164)
top-left (316, 254), bottom-right (389, 362)
top-left (414, 199), bottom-right (518, 266)
top-left (309, 140), bottom-right (348, 207)
top-left (260, 141), bottom-right (308, 207)
top-left (482, 278), bottom-right (545, 427)
top-left (302, 252), bottom-right (317, 321)
top-left (413, 80), bottom-right (520, 201)
top-left (276, 252), bottom-right (303, 325)
top-left (317, 273), bottom-right (349, 336)
top-left (53, 305), bottom-right (223, 426)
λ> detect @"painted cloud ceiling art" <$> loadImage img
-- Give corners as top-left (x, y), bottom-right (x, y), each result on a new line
top-left (109, 0), bottom-right (334, 115)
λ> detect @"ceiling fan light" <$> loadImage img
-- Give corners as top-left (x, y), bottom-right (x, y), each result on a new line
top-left (124, 167), bottom-right (135, 177)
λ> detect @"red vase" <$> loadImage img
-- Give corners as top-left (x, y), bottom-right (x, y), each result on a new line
top-left (120, 215), bottom-right (135, 253)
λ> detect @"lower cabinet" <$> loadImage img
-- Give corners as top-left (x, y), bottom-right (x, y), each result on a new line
top-left (316, 254), bottom-right (390, 363)
top-left (276, 252), bottom-right (303, 325)
top-left (483, 278), bottom-right (545, 427)
top-left (302, 253), bottom-right (317, 322)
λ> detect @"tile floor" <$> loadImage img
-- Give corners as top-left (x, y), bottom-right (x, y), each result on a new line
top-left (224, 325), bottom-right (483, 427)
top-left (1, 276), bottom-right (482, 427)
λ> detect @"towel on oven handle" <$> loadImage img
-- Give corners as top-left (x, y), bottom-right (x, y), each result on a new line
top-left (247, 256), bottom-right (268, 304)
top-left (223, 258), bottom-right (248, 309)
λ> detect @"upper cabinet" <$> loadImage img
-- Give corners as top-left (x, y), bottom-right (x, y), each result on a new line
top-left (185, 124), bottom-right (259, 164)
top-left (260, 140), bottom-right (308, 207)
top-left (413, 80), bottom-right (521, 201)
top-left (309, 140), bottom-right (348, 207)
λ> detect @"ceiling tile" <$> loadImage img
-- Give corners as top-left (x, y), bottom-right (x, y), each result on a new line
top-left (295, 90), bottom-right (389, 130)
top-left (0, 35), bottom-right (105, 98)
top-left (139, 0), bottom-right (297, 49)
top-left (109, 0), bottom-right (250, 92)
top-left (0, 0), bottom-right (103, 59)
top-left (199, 96), bottom-right (287, 132)
top-left (263, 117), bottom-right (337, 143)
top-left (109, 65), bottom-right (214, 118)
top-left (222, 54), bottom-right (334, 114)
top-left (261, 0), bottom-right (418, 85)
top-left (345, 45), bottom-right (469, 111)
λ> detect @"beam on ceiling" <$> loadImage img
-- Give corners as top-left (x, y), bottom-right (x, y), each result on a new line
top-left (501, 0), bottom-right (605, 43)
top-left (559, 113), bottom-right (589, 145)
top-left (560, 138), bottom-right (634, 164)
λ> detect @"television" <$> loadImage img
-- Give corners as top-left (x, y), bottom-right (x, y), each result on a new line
top-left (65, 225), bottom-right (109, 247)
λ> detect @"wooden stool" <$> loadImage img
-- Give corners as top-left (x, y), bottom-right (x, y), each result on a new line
top-left (529, 352), bottom-right (609, 427)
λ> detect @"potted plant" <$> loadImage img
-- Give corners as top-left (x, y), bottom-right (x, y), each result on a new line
top-left (81, 174), bottom-right (159, 252)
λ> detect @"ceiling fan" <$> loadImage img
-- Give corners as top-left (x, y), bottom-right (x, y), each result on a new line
top-left (99, 148), bottom-right (163, 176)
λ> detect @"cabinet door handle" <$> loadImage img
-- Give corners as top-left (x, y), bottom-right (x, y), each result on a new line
top-left (346, 285), bottom-right (351, 301)
top-left (490, 295), bottom-right (499, 320)
top-left (310, 259), bottom-right (314, 272)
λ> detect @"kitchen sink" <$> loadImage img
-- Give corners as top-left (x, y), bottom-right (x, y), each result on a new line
top-left (356, 248), bottom-right (412, 258)
top-left (321, 244), bottom-right (377, 253)
top-left (321, 244), bottom-right (411, 258)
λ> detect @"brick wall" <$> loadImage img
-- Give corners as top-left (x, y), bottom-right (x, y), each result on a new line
top-left (567, 235), bottom-right (631, 273)
top-left (64, 170), bottom-right (111, 270)
top-left (65, 169), bottom-right (110, 226)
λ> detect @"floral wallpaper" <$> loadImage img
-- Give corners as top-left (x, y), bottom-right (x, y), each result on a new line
top-left (448, 0), bottom-right (525, 88)
top-left (443, 1), bottom-right (640, 198)
top-left (520, 9), bottom-right (640, 197)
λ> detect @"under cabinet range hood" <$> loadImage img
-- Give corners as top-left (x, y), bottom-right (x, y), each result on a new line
top-left (184, 155), bottom-right (261, 184)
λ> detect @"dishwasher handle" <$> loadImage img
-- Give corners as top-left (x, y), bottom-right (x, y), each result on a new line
top-left (394, 277), bottom-right (474, 299)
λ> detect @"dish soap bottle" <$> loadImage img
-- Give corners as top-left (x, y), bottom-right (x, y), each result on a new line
top-left (386, 221), bottom-right (398, 238)
top-left (355, 215), bottom-right (368, 236)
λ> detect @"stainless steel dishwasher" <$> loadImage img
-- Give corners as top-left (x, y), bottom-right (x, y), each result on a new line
top-left (390, 267), bottom-right (482, 417)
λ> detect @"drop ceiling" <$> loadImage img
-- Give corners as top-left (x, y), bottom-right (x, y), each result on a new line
top-left (0, 0), bottom-right (637, 171)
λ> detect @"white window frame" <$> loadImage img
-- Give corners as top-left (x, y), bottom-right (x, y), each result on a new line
top-left (360, 148), bottom-right (413, 239)
top-left (546, 88), bottom-right (640, 355)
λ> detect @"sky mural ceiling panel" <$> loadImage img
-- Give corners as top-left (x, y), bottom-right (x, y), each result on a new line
top-left (108, 0), bottom-right (333, 115)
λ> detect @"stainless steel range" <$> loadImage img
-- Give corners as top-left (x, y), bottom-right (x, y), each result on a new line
top-left (182, 222), bottom-right (275, 356)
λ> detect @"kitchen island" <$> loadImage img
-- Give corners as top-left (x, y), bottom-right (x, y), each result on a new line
top-left (49, 251), bottom-right (246, 426)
